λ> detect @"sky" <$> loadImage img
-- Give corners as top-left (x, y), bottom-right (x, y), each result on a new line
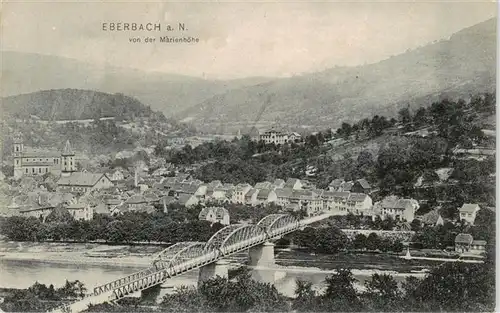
top-left (1, 0), bottom-right (497, 79)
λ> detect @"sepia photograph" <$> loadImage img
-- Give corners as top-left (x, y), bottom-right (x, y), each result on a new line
top-left (0, 1), bottom-right (497, 312)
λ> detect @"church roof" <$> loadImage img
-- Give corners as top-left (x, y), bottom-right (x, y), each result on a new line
top-left (21, 148), bottom-right (60, 158)
top-left (62, 140), bottom-right (74, 156)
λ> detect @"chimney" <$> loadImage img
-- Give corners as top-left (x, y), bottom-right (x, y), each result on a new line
top-left (134, 167), bottom-right (138, 188)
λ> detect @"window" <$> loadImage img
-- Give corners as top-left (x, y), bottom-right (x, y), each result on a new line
top-left (38, 168), bottom-right (41, 173)
top-left (45, 168), bottom-right (48, 173)
top-left (25, 168), bottom-right (28, 173)
top-left (16, 160), bottom-right (19, 165)
top-left (16, 146), bottom-right (19, 152)
top-left (32, 168), bottom-right (35, 173)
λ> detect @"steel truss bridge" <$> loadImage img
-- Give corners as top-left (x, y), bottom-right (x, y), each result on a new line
top-left (50, 212), bottom-right (334, 313)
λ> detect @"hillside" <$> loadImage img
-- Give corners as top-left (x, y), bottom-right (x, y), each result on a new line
top-left (1, 89), bottom-right (158, 121)
top-left (0, 52), bottom-right (272, 116)
top-left (177, 18), bottom-right (496, 132)
top-left (0, 89), bottom-right (194, 157)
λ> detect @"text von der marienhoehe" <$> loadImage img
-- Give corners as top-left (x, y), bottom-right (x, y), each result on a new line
top-left (102, 22), bottom-right (184, 32)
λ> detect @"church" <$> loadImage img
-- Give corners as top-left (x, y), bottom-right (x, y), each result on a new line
top-left (13, 135), bottom-right (114, 193)
top-left (13, 134), bottom-right (68, 178)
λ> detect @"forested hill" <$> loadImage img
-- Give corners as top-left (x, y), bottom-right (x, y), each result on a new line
top-left (1, 89), bottom-right (160, 121)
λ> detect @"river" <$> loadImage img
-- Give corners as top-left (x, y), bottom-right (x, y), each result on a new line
top-left (0, 250), bottom-right (430, 298)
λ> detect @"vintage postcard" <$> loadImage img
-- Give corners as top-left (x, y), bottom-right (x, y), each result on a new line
top-left (0, 1), bottom-right (497, 312)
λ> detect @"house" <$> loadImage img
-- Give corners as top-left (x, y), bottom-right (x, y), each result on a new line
top-left (177, 194), bottom-right (199, 208)
top-left (351, 179), bottom-right (372, 194)
top-left (345, 193), bottom-right (373, 214)
top-left (232, 184), bottom-right (252, 204)
top-left (276, 188), bottom-right (323, 216)
top-left (208, 180), bottom-right (223, 189)
top-left (168, 183), bottom-right (202, 198)
top-left (288, 132), bottom-right (302, 143)
top-left (125, 195), bottom-right (149, 211)
top-left (328, 179), bottom-right (345, 192)
top-left (470, 240), bottom-right (487, 255)
top-left (19, 206), bottom-right (54, 221)
top-left (211, 188), bottom-right (229, 201)
top-left (322, 191), bottom-right (350, 214)
top-left (272, 179), bottom-right (285, 189)
top-left (244, 188), bottom-right (259, 205)
top-left (255, 182), bottom-right (273, 190)
top-left (301, 180), bottom-right (317, 190)
top-left (255, 189), bottom-right (277, 205)
top-left (109, 169), bottom-right (125, 182)
top-left (283, 178), bottom-right (302, 190)
top-left (340, 182), bottom-right (354, 192)
top-left (275, 188), bottom-right (294, 208)
top-left (110, 204), bottom-right (129, 216)
top-left (152, 167), bottom-right (170, 177)
top-left (93, 203), bottom-right (111, 216)
top-left (420, 209), bottom-right (444, 226)
top-left (57, 173), bottom-right (114, 194)
top-left (258, 129), bottom-right (290, 145)
top-left (162, 196), bottom-right (177, 212)
top-left (459, 203), bottom-right (480, 225)
top-left (374, 196), bottom-right (419, 222)
top-left (199, 207), bottom-right (230, 225)
top-left (455, 233), bottom-right (474, 253)
top-left (66, 201), bottom-right (93, 221)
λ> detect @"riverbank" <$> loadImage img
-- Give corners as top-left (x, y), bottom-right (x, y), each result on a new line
top-left (0, 241), bottom-right (445, 272)
top-left (0, 241), bottom-right (158, 268)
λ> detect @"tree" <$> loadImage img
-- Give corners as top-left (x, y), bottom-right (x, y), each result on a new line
top-left (410, 219), bottom-right (422, 232)
top-left (398, 107), bottom-right (412, 124)
top-left (365, 233), bottom-right (381, 250)
top-left (313, 227), bottom-right (349, 254)
top-left (293, 280), bottom-right (317, 312)
top-left (412, 262), bottom-right (495, 312)
top-left (352, 234), bottom-right (367, 250)
top-left (322, 269), bottom-right (362, 311)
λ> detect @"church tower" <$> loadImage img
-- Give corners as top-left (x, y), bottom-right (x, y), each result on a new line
top-left (13, 134), bottom-right (24, 179)
top-left (61, 140), bottom-right (76, 176)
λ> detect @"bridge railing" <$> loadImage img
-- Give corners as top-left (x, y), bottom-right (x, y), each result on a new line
top-left (94, 267), bottom-right (158, 295)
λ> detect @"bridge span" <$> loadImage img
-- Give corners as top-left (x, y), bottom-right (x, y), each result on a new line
top-left (50, 212), bottom-right (334, 313)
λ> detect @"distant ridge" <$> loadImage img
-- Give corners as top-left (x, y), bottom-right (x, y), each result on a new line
top-left (0, 51), bottom-right (274, 116)
top-left (1, 18), bottom-right (496, 132)
top-left (176, 18), bottom-right (496, 132)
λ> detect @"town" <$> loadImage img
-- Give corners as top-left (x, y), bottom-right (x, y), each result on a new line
top-left (0, 5), bottom-right (496, 313)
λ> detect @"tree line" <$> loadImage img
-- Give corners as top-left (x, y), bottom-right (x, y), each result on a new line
top-left (0, 280), bottom-right (87, 312)
top-left (0, 211), bottom-right (224, 244)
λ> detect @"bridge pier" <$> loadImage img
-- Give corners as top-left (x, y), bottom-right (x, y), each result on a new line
top-left (248, 241), bottom-right (276, 284)
top-left (198, 260), bottom-right (229, 283)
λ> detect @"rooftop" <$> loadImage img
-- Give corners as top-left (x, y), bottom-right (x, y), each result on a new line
top-left (460, 203), bottom-right (480, 213)
top-left (62, 140), bottom-right (74, 156)
top-left (455, 233), bottom-right (473, 244)
top-left (57, 172), bottom-right (109, 187)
